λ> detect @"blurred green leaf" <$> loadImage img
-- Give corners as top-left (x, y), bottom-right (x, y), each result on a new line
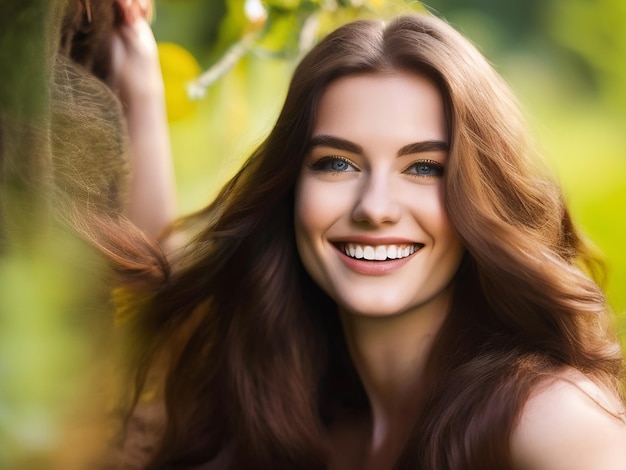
top-left (264, 0), bottom-right (301, 11)
top-left (547, 0), bottom-right (626, 110)
top-left (255, 7), bottom-right (312, 57)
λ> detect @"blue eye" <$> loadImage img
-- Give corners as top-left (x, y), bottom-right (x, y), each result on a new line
top-left (311, 156), bottom-right (357, 173)
top-left (404, 160), bottom-right (444, 177)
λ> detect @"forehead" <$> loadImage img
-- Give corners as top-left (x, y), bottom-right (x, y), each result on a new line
top-left (313, 72), bottom-right (447, 146)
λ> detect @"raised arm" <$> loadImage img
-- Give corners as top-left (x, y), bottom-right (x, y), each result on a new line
top-left (108, 0), bottom-right (176, 240)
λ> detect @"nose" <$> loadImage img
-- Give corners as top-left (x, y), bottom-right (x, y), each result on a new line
top-left (351, 172), bottom-right (401, 226)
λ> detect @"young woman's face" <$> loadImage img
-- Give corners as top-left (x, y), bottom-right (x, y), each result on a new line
top-left (294, 72), bottom-right (465, 318)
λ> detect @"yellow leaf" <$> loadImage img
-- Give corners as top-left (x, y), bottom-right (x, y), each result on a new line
top-left (158, 42), bottom-right (202, 122)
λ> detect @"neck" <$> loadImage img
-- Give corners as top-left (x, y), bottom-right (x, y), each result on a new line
top-left (339, 285), bottom-right (452, 457)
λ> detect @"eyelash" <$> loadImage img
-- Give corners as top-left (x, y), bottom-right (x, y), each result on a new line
top-left (309, 156), bottom-right (357, 173)
top-left (402, 159), bottom-right (444, 178)
top-left (309, 156), bottom-right (445, 178)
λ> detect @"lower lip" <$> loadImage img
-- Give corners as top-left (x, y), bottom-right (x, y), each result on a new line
top-left (335, 246), bottom-right (418, 276)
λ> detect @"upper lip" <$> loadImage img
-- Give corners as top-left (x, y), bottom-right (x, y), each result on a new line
top-left (329, 235), bottom-right (420, 245)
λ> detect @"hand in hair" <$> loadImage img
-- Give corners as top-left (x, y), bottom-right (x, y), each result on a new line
top-left (60, 0), bottom-right (175, 239)
top-left (114, 0), bottom-right (153, 24)
top-left (108, 0), bottom-right (177, 241)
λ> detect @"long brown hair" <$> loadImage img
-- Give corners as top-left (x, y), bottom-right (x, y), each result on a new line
top-left (114, 14), bottom-right (623, 469)
top-left (59, 0), bottom-right (123, 82)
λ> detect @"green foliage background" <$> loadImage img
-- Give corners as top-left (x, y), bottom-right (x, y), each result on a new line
top-left (0, 0), bottom-right (624, 467)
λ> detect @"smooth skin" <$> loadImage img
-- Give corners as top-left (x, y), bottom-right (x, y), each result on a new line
top-left (294, 72), bottom-right (626, 469)
top-left (511, 369), bottom-right (626, 470)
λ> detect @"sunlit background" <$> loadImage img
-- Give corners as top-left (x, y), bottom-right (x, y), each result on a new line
top-left (0, 0), bottom-right (624, 467)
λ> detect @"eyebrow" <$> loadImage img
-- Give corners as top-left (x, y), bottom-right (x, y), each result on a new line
top-left (397, 140), bottom-right (449, 156)
top-left (308, 135), bottom-right (363, 154)
top-left (308, 135), bottom-right (449, 156)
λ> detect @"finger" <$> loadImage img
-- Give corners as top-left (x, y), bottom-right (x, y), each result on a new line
top-left (114, 0), bottom-right (137, 24)
top-left (137, 0), bottom-right (154, 20)
top-left (106, 31), bottom-right (125, 91)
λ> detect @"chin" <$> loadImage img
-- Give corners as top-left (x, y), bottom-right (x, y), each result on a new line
top-left (337, 297), bottom-right (415, 318)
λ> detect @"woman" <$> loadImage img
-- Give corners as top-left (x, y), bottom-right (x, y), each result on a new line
top-left (110, 13), bottom-right (626, 469)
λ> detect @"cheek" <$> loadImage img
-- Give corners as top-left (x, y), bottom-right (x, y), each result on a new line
top-left (409, 187), bottom-right (447, 224)
top-left (414, 189), bottom-right (461, 248)
top-left (294, 181), bottom-right (315, 241)
top-left (293, 180), bottom-right (322, 266)
top-left (433, 208), bottom-right (457, 241)
top-left (433, 205), bottom-right (464, 263)
top-left (294, 178), bottom-right (342, 238)
top-left (294, 180), bottom-right (329, 285)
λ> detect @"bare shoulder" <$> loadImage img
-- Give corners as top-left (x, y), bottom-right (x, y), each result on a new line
top-left (511, 368), bottom-right (626, 470)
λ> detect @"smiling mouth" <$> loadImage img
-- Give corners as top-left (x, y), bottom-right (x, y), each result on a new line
top-left (337, 243), bottom-right (423, 261)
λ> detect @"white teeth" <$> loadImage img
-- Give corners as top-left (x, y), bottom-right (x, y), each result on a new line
top-left (374, 246), bottom-right (386, 261)
top-left (342, 243), bottom-right (419, 261)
